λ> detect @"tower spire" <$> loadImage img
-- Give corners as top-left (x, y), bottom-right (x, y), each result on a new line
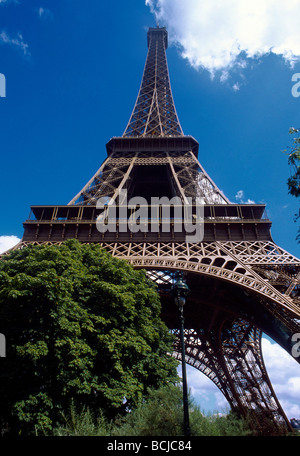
top-left (123, 27), bottom-right (183, 138)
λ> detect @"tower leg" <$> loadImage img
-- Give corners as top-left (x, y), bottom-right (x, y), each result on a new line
top-left (173, 317), bottom-right (292, 435)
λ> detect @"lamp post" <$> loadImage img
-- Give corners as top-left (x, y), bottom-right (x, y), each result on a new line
top-left (172, 273), bottom-right (191, 437)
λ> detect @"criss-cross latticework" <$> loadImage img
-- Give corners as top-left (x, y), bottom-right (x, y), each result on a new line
top-left (123, 27), bottom-right (183, 138)
top-left (7, 27), bottom-right (300, 434)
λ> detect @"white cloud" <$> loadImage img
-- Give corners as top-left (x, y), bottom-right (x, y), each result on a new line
top-left (0, 235), bottom-right (20, 254)
top-left (262, 338), bottom-right (300, 419)
top-left (0, 30), bottom-right (30, 56)
top-left (179, 364), bottom-right (230, 414)
top-left (232, 83), bottom-right (240, 92)
top-left (37, 7), bottom-right (53, 20)
top-left (146, 0), bottom-right (300, 80)
top-left (235, 189), bottom-right (255, 204)
top-left (235, 190), bottom-right (244, 200)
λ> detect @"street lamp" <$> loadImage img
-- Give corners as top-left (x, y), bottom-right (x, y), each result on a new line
top-left (172, 272), bottom-right (191, 437)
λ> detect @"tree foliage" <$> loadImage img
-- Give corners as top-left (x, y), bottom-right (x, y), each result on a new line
top-left (286, 127), bottom-right (300, 241)
top-left (0, 240), bottom-right (178, 435)
top-left (287, 128), bottom-right (300, 198)
top-left (52, 384), bottom-right (252, 437)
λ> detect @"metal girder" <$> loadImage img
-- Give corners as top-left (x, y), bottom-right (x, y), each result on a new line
top-left (69, 150), bottom-right (229, 206)
top-left (123, 27), bottom-right (183, 138)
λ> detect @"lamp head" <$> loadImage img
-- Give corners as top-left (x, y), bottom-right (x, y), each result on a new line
top-left (172, 275), bottom-right (190, 309)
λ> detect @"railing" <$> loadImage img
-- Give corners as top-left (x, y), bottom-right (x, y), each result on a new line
top-left (26, 204), bottom-right (269, 224)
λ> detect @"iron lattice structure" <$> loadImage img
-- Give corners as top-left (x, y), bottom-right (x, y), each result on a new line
top-left (123, 27), bottom-right (183, 138)
top-left (9, 27), bottom-right (300, 433)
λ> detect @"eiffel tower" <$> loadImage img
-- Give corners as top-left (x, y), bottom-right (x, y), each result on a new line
top-left (15, 26), bottom-right (300, 433)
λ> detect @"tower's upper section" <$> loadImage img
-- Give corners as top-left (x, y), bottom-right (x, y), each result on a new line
top-left (147, 26), bottom-right (168, 49)
top-left (123, 27), bottom-right (184, 138)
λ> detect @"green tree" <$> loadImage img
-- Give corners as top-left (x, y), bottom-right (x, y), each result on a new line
top-left (0, 240), bottom-right (178, 435)
top-left (286, 127), bottom-right (300, 241)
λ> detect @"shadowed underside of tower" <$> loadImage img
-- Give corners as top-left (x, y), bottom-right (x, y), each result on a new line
top-left (13, 26), bottom-right (300, 434)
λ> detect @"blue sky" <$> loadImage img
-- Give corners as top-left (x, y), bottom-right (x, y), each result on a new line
top-left (0, 0), bottom-right (300, 419)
